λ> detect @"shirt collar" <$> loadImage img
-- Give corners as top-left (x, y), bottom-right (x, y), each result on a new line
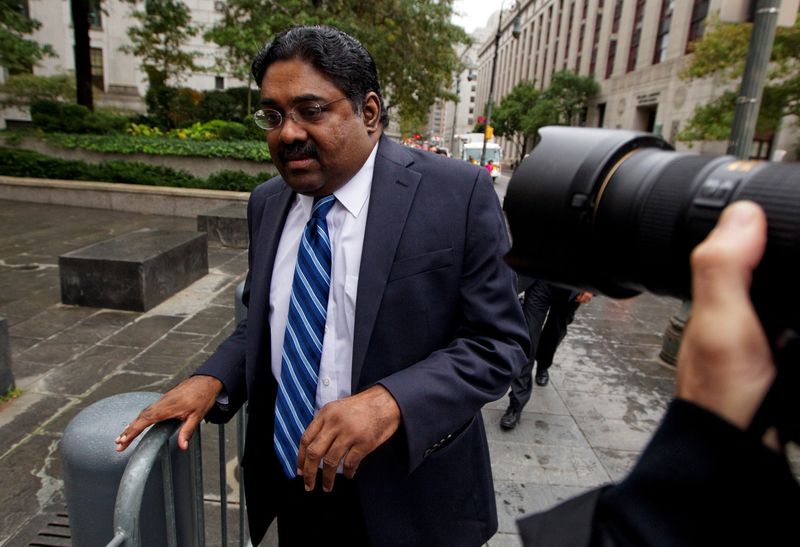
top-left (332, 141), bottom-right (377, 219)
top-left (294, 141), bottom-right (377, 218)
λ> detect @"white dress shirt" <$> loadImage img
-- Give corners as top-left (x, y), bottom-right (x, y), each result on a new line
top-left (269, 143), bottom-right (376, 412)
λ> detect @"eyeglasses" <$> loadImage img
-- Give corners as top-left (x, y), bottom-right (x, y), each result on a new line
top-left (253, 97), bottom-right (349, 131)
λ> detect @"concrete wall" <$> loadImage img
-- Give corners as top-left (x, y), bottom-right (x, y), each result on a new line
top-left (0, 176), bottom-right (248, 218)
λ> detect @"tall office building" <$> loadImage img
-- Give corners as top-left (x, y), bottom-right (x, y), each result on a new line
top-left (476, 0), bottom-right (794, 162)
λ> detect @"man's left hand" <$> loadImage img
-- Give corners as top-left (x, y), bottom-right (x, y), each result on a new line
top-left (296, 384), bottom-right (401, 492)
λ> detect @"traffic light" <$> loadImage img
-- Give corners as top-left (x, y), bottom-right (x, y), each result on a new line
top-left (485, 125), bottom-right (494, 140)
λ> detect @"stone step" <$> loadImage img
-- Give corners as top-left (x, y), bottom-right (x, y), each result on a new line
top-left (59, 229), bottom-right (209, 312)
top-left (197, 203), bottom-right (248, 248)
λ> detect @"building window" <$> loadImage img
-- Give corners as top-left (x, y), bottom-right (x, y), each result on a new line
top-left (88, 0), bottom-right (102, 29)
top-left (605, 39), bottom-right (616, 79)
top-left (626, 0), bottom-right (645, 72)
top-left (686, 0), bottom-right (710, 51)
top-left (589, 0), bottom-right (602, 77)
top-left (215, 76), bottom-right (224, 89)
top-left (597, 102), bottom-right (606, 127)
top-left (90, 47), bottom-right (104, 90)
top-left (611, 0), bottom-right (623, 33)
top-left (653, 0), bottom-right (674, 64)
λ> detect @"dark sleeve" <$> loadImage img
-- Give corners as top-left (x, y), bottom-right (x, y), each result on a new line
top-left (518, 399), bottom-right (800, 547)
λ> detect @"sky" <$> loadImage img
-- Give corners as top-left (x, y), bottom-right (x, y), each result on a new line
top-left (451, 0), bottom-right (498, 34)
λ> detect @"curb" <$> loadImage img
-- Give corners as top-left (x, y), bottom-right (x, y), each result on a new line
top-left (0, 175), bottom-right (249, 218)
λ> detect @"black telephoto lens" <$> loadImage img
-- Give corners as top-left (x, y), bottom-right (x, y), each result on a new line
top-left (504, 126), bottom-right (800, 330)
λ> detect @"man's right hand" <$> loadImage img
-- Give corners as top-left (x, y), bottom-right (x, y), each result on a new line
top-left (115, 375), bottom-right (223, 452)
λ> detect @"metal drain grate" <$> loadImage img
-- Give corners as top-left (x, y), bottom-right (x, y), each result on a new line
top-left (28, 512), bottom-right (71, 547)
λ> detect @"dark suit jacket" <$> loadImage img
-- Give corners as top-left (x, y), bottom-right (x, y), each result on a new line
top-left (517, 399), bottom-right (800, 546)
top-left (196, 136), bottom-right (529, 546)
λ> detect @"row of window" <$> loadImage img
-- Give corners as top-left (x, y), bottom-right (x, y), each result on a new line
top-left (493, 0), bottom-right (709, 91)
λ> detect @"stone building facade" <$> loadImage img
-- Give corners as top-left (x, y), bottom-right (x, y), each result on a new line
top-left (2, 0), bottom-right (246, 120)
top-left (474, 0), bottom-right (796, 164)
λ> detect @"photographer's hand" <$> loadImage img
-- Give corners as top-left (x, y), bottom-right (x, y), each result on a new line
top-left (676, 201), bottom-right (775, 432)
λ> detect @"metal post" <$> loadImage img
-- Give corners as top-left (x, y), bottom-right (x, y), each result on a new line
top-left (219, 424), bottom-right (228, 547)
top-left (480, 9), bottom-right (505, 166)
top-left (727, 0), bottom-right (781, 158)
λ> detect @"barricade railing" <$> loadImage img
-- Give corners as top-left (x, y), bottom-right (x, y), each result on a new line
top-left (106, 280), bottom-right (250, 546)
top-left (106, 409), bottom-right (248, 547)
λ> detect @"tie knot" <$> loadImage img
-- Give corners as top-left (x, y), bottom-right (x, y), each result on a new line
top-left (312, 195), bottom-right (335, 220)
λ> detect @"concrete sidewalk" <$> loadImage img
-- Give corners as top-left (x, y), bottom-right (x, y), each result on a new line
top-left (0, 197), bottom-right (682, 546)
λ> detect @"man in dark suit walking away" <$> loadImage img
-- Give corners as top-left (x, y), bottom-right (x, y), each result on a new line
top-left (115, 25), bottom-right (528, 547)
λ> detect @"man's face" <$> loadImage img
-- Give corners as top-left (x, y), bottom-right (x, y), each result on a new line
top-left (259, 58), bottom-right (381, 196)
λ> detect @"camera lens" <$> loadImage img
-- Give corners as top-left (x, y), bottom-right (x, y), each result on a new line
top-left (504, 126), bottom-right (800, 312)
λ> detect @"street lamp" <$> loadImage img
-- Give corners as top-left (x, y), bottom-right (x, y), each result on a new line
top-left (480, 2), bottom-right (521, 166)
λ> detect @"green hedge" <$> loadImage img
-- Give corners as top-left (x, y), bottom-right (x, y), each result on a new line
top-left (0, 147), bottom-right (274, 192)
top-left (41, 133), bottom-right (271, 162)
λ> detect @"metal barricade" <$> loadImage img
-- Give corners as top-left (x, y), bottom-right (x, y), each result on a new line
top-left (106, 281), bottom-right (250, 547)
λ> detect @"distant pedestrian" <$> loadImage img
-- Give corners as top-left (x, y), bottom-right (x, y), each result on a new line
top-left (501, 278), bottom-right (592, 430)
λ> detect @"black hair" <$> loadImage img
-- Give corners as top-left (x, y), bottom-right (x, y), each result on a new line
top-left (251, 25), bottom-right (389, 127)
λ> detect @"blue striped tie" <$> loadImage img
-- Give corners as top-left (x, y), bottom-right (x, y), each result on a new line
top-left (274, 194), bottom-right (336, 478)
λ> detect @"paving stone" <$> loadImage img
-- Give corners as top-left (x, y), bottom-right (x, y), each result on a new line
top-left (28, 344), bottom-right (140, 397)
top-left (174, 304), bottom-right (236, 336)
top-left (16, 337), bottom-right (95, 367)
top-left (594, 447), bottom-right (641, 483)
top-left (10, 305), bottom-right (98, 340)
top-left (574, 414), bottom-right (660, 452)
top-left (0, 432), bottom-right (64, 545)
top-left (494, 480), bottom-right (591, 535)
top-left (103, 314), bottom-right (184, 348)
top-left (483, 409), bottom-right (591, 448)
top-left (489, 439), bottom-right (610, 487)
top-left (0, 392), bottom-right (73, 451)
top-left (59, 309), bottom-right (140, 344)
top-left (7, 359), bottom-right (55, 390)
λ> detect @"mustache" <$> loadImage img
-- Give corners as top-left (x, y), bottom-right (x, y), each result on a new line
top-left (279, 141), bottom-right (319, 162)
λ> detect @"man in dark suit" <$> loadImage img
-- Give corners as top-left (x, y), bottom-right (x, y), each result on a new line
top-left (116, 25), bottom-right (528, 546)
top-left (517, 201), bottom-right (800, 546)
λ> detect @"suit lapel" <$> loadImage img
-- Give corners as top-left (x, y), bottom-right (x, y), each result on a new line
top-left (352, 138), bottom-right (420, 387)
top-left (248, 182), bottom-right (294, 372)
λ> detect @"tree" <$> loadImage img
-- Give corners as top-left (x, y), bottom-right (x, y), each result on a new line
top-left (0, 0), bottom-right (56, 73)
top-left (120, 0), bottom-right (200, 127)
top-left (120, 0), bottom-right (200, 88)
top-left (204, 0), bottom-right (468, 128)
top-left (493, 72), bottom-right (598, 163)
top-left (678, 16), bottom-right (800, 144)
top-left (71, 0), bottom-right (93, 109)
top-left (544, 70), bottom-right (600, 125)
top-left (493, 82), bottom-right (544, 161)
top-left (0, 73), bottom-right (74, 109)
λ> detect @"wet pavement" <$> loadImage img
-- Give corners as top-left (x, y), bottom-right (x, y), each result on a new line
top-left (0, 196), bottom-right (684, 546)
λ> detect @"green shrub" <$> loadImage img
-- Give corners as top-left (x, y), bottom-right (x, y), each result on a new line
top-left (0, 147), bottom-right (275, 191)
top-left (44, 133), bottom-right (271, 162)
top-left (30, 100), bottom-right (132, 135)
top-left (197, 87), bottom-right (260, 122)
top-left (206, 169), bottom-right (273, 192)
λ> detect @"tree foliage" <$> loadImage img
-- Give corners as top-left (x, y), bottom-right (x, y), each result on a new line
top-left (679, 16), bottom-right (800, 143)
top-left (0, 73), bottom-right (74, 109)
top-left (204, 0), bottom-right (469, 128)
top-left (120, 0), bottom-right (200, 87)
top-left (493, 71), bottom-right (598, 162)
top-left (0, 0), bottom-right (56, 73)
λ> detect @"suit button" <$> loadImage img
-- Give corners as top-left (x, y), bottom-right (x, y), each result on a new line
top-left (424, 448), bottom-right (433, 457)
